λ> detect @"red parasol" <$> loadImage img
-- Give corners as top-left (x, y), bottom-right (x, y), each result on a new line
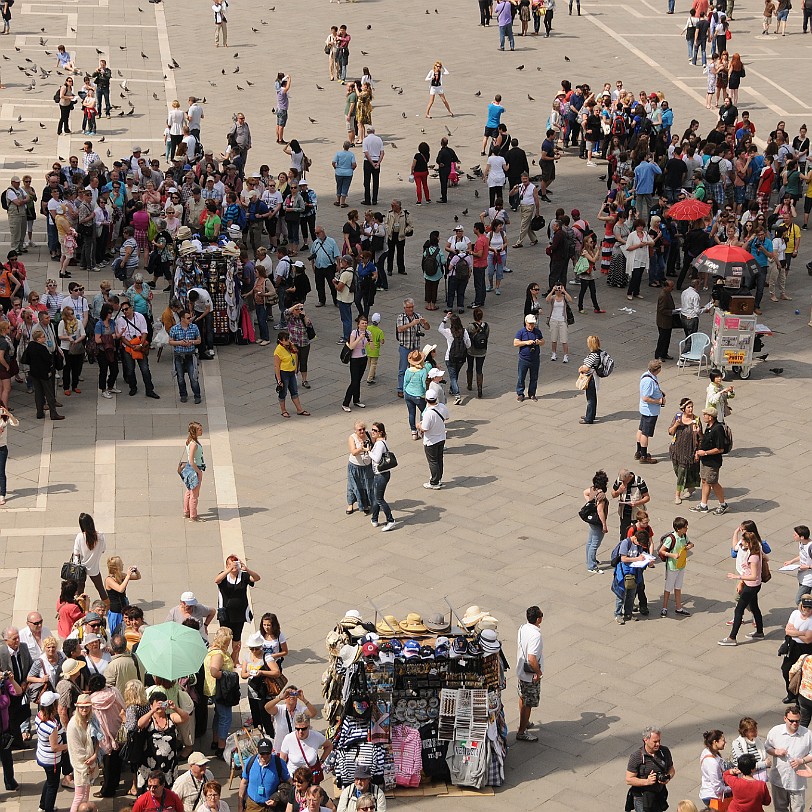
top-left (666, 198), bottom-right (712, 221)
top-left (691, 244), bottom-right (758, 285)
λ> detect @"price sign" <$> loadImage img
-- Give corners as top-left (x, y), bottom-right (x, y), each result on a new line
top-left (724, 351), bottom-right (746, 364)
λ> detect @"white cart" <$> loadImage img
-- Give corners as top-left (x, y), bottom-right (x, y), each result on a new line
top-left (709, 308), bottom-right (757, 379)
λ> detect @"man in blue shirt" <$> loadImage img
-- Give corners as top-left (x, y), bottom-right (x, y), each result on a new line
top-left (310, 225), bottom-right (341, 307)
top-left (239, 737), bottom-right (289, 812)
top-left (637, 359), bottom-right (664, 464)
top-left (513, 313), bottom-right (544, 401)
top-left (481, 94), bottom-right (506, 156)
top-left (746, 226), bottom-right (774, 314)
top-left (633, 158), bottom-right (662, 224)
top-left (168, 310), bottom-right (202, 404)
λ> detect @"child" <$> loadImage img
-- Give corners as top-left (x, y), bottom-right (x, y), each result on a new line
top-left (82, 84), bottom-right (97, 135)
top-left (660, 516), bottom-right (693, 617)
top-left (612, 529), bottom-right (651, 624)
top-left (366, 312), bottom-right (384, 385)
top-left (762, 0), bottom-right (773, 34)
top-left (163, 125), bottom-right (172, 162)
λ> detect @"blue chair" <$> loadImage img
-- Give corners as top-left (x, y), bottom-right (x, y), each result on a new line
top-left (677, 332), bottom-right (711, 376)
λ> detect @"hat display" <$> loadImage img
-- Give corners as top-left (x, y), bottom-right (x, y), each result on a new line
top-left (475, 615), bottom-right (499, 633)
top-left (338, 644), bottom-right (361, 669)
top-left (375, 615), bottom-right (400, 637)
top-left (62, 658), bottom-right (86, 678)
top-left (39, 690), bottom-right (59, 708)
top-left (361, 641), bottom-right (379, 658)
top-left (403, 640), bottom-right (421, 659)
top-left (339, 610), bottom-right (363, 627)
top-left (461, 605), bottom-right (489, 628)
top-left (187, 751), bottom-right (210, 766)
top-left (221, 241), bottom-right (241, 257)
top-left (176, 225), bottom-right (192, 241)
top-left (246, 632), bottom-right (265, 649)
top-left (257, 737), bottom-right (273, 754)
top-left (180, 591), bottom-right (198, 605)
top-left (399, 613), bottom-right (428, 634)
top-left (424, 613), bottom-right (451, 634)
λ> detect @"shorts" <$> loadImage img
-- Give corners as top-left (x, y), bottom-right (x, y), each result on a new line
top-left (638, 414), bottom-right (658, 437)
top-left (804, 196), bottom-right (812, 215)
top-left (518, 677), bottom-right (540, 708)
top-left (277, 109), bottom-right (289, 127)
top-left (541, 162), bottom-right (555, 183)
top-left (430, 86), bottom-right (445, 96)
top-left (664, 568), bottom-right (686, 592)
top-left (483, 126), bottom-right (499, 138)
top-left (548, 318), bottom-right (568, 344)
top-left (700, 461), bottom-right (720, 483)
top-left (777, 9), bottom-right (789, 20)
top-left (734, 186), bottom-right (745, 204)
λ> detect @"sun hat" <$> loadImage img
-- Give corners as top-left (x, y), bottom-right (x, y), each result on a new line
top-left (176, 225), bottom-right (192, 241)
top-left (478, 628), bottom-right (501, 653)
top-left (81, 633), bottom-right (101, 647)
top-left (221, 241), bottom-right (241, 257)
top-left (180, 591), bottom-right (198, 605)
top-left (375, 615), bottom-right (400, 637)
top-left (62, 657), bottom-right (87, 677)
top-left (340, 610), bottom-right (363, 626)
top-left (424, 613), bottom-right (451, 634)
top-left (421, 343), bottom-right (438, 357)
top-left (338, 644), bottom-right (361, 669)
top-left (187, 751), bottom-right (210, 766)
top-left (178, 241), bottom-right (197, 256)
top-left (407, 350), bottom-right (425, 367)
top-left (246, 632), bottom-right (265, 649)
top-left (399, 613), bottom-right (428, 634)
top-left (76, 694), bottom-right (93, 707)
top-left (39, 691), bottom-right (59, 708)
top-left (461, 605), bottom-right (489, 628)
top-left (475, 615), bottom-right (499, 632)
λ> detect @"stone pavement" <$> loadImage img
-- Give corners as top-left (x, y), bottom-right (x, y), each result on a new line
top-left (1, 0), bottom-right (812, 808)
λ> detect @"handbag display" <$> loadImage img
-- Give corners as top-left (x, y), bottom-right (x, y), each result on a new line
top-left (376, 441), bottom-right (398, 472)
top-left (61, 554), bottom-right (87, 584)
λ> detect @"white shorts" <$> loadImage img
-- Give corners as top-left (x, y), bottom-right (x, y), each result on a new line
top-left (549, 318), bottom-right (568, 345)
top-left (430, 86), bottom-right (445, 96)
top-left (664, 568), bottom-right (686, 592)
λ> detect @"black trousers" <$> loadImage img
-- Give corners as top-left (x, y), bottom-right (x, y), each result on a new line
top-left (548, 259), bottom-right (568, 290)
top-left (478, 0), bottom-right (492, 23)
top-left (62, 353), bottom-right (83, 391)
top-left (32, 374), bottom-right (58, 418)
top-left (363, 161), bottom-right (380, 204)
top-left (655, 327), bottom-right (672, 359)
top-left (343, 356), bottom-right (368, 407)
top-left (315, 264), bottom-right (337, 305)
top-left (99, 749), bottom-right (121, 797)
top-left (386, 239), bottom-right (405, 274)
top-left (424, 440), bottom-right (445, 486)
top-left (439, 170), bottom-right (451, 202)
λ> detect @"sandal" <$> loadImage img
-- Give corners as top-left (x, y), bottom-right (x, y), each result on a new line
top-left (280, 411), bottom-right (291, 418)
top-left (346, 507), bottom-right (354, 515)
top-left (297, 410), bottom-right (311, 416)
top-left (512, 243), bottom-right (524, 249)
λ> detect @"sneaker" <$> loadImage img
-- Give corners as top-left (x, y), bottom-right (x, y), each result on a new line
top-left (381, 520), bottom-right (398, 532)
top-left (660, 608), bottom-right (668, 618)
top-left (341, 405), bottom-right (351, 412)
top-left (675, 608), bottom-right (691, 616)
top-left (109, 386), bottom-right (122, 394)
top-left (713, 503), bottom-right (729, 515)
top-left (454, 394), bottom-right (462, 405)
top-left (562, 355), bottom-right (569, 363)
top-left (494, 289), bottom-right (501, 295)
top-left (550, 353), bottom-right (557, 361)
top-left (101, 390), bottom-right (113, 399)
top-left (690, 504), bottom-right (709, 513)
top-left (180, 395), bottom-right (188, 403)
top-left (353, 402), bottom-right (366, 408)
top-left (423, 482), bottom-right (441, 490)
top-left (615, 616), bottom-right (625, 625)
top-left (370, 520), bottom-right (379, 528)
top-left (588, 567), bottom-right (604, 574)
top-left (586, 161), bottom-right (597, 167)
top-left (718, 637), bottom-right (737, 646)
top-left (579, 309), bottom-right (585, 314)
top-left (516, 731), bottom-right (539, 742)
top-left (746, 631), bottom-right (765, 639)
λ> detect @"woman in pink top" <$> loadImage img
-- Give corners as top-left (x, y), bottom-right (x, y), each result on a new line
top-left (56, 581), bottom-right (86, 639)
top-left (130, 202), bottom-right (151, 264)
top-left (720, 531), bottom-right (764, 646)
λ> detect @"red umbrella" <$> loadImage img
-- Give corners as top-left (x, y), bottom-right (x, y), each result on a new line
top-left (692, 244), bottom-right (758, 285)
top-left (667, 198), bottom-right (712, 221)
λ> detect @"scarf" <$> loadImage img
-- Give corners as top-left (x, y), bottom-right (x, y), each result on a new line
top-left (63, 314), bottom-right (79, 336)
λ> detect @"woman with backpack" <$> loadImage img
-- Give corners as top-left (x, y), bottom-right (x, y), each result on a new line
top-left (576, 233), bottom-right (605, 313)
top-left (578, 335), bottom-right (602, 425)
top-left (583, 469), bottom-right (609, 573)
top-left (422, 230), bottom-right (445, 311)
top-left (466, 307), bottom-right (488, 398)
top-left (438, 313), bottom-right (470, 406)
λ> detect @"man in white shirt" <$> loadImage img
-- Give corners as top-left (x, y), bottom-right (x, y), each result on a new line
top-left (116, 298), bottom-right (160, 398)
top-left (418, 390), bottom-right (449, 490)
top-left (187, 287), bottom-right (215, 359)
top-left (264, 686), bottom-right (316, 755)
top-left (182, 127), bottom-right (198, 163)
top-left (81, 141), bottom-right (101, 173)
top-left (212, 0), bottom-right (228, 47)
top-left (516, 605), bottom-right (543, 742)
top-left (19, 612), bottom-right (53, 660)
top-left (679, 278), bottom-right (711, 344)
top-left (765, 706), bottom-right (812, 812)
top-left (172, 752), bottom-right (213, 812)
top-left (512, 172), bottom-right (541, 248)
top-left (187, 97), bottom-right (204, 142)
top-left (361, 126), bottom-right (385, 206)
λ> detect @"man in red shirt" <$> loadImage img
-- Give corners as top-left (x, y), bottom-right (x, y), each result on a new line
top-left (132, 771), bottom-right (184, 812)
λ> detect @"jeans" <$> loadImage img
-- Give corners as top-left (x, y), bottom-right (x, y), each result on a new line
top-left (197, 311), bottom-right (214, 353)
top-left (363, 161), bottom-right (380, 203)
top-left (336, 174), bottom-right (352, 198)
top-left (212, 701), bottom-right (232, 740)
top-left (338, 301), bottom-right (353, 341)
top-left (447, 360), bottom-right (464, 396)
top-left (97, 352), bottom-right (118, 391)
top-left (446, 274), bottom-right (469, 310)
top-left (121, 351), bottom-right (156, 395)
top-left (372, 471), bottom-right (394, 523)
top-left (47, 220), bottom-right (60, 256)
top-left (668, 0), bottom-right (675, 10)
top-left (347, 462), bottom-right (373, 509)
top-left (95, 86), bottom-right (110, 116)
top-left (616, 577), bottom-right (648, 617)
top-left (424, 440), bottom-right (445, 485)
top-left (343, 356), bottom-right (368, 407)
top-left (578, 278), bottom-right (600, 310)
top-left (472, 266), bottom-right (487, 306)
top-left (499, 22), bottom-right (515, 49)
top-left (516, 356), bottom-right (540, 396)
top-left (584, 374), bottom-right (597, 423)
top-left (730, 584), bottom-right (763, 639)
top-left (174, 353), bottom-right (201, 399)
top-left (0, 445), bottom-right (7, 497)
top-left (397, 344), bottom-right (410, 393)
top-left (40, 762), bottom-right (61, 812)
top-left (255, 303), bottom-right (270, 342)
top-left (586, 523), bottom-right (605, 570)
top-left (277, 369), bottom-right (298, 401)
top-left (692, 40), bottom-right (707, 66)
top-left (405, 393), bottom-right (425, 432)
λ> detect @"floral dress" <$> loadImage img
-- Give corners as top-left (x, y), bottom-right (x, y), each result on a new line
top-left (669, 417), bottom-right (702, 492)
top-left (356, 88), bottom-right (373, 127)
top-left (138, 716), bottom-right (179, 791)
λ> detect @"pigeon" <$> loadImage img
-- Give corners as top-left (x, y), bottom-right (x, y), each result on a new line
top-left (269, 5), bottom-right (275, 9)
top-left (120, 79), bottom-right (128, 91)
top-left (221, 69), bottom-right (226, 75)
top-left (246, 80), bottom-right (254, 86)
top-left (153, 92), bottom-right (159, 100)
top-left (117, 70), bottom-right (123, 77)
top-left (236, 85), bottom-right (244, 91)
top-left (209, 81), bottom-right (216, 86)
top-left (252, 26), bottom-right (258, 32)
top-left (261, 19), bottom-right (268, 23)
top-left (126, 108), bottom-right (134, 116)
top-left (316, 84), bottom-right (324, 90)
top-left (25, 57), bottom-right (33, 63)
top-left (13, 140), bottom-right (21, 147)
top-left (435, 7), bottom-right (439, 11)
top-left (172, 58), bottom-right (180, 68)
top-left (1, 55), bottom-right (8, 61)
top-left (474, 90), bottom-right (481, 96)
top-left (95, 48), bottom-right (103, 55)
top-left (98, 136), bottom-right (105, 142)
top-left (466, 174), bottom-right (475, 180)
top-left (233, 66), bottom-right (240, 73)
top-left (564, 55), bottom-right (570, 61)
top-left (202, 97), bottom-right (207, 103)
top-left (444, 125), bottom-right (452, 136)
top-left (120, 93), bottom-right (126, 99)
top-left (39, 37), bottom-right (47, 46)
top-left (453, 215), bottom-right (459, 222)
top-left (118, 111), bottom-right (125, 117)
top-left (141, 51), bottom-right (148, 59)
top-left (361, 50), bottom-right (369, 55)
top-left (308, 116), bottom-right (317, 123)
top-left (474, 189), bottom-right (479, 198)
top-left (31, 137), bottom-right (38, 143)
top-left (233, 52), bottom-right (239, 58)
top-left (143, 149), bottom-right (149, 154)
top-left (138, 5), bottom-right (143, 10)
top-left (106, 149), bottom-right (111, 157)
top-left (770, 368), bottom-right (784, 375)
top-left (39, 122), bottom-right (46, 129)
top-left (40, 27), bottom-right (45, 32)
top-left (119, 45), bottom-right (126, 50)
top-left (516, 65), bottom-right (524, 70)
top-left (426, 8), bottom-right (430, 12)
top-left (528, 94), bottom-right (535, 101)
top-left (25, 147), bottom-right (34, 152)
top-left (420, 128), bottom-right (426, 134)
top-left (390, 142), bottom-right (397, 148)
top-left (16, 115), bottom-right (21, 122)
top-left (402, 112), bottom-right (407, 118)
top-left (462, 208), bottom-right (468, 215)
top-left (366, 23), bottom-right (372, 29)
top-left (536, 66), bottom-right (542, 71)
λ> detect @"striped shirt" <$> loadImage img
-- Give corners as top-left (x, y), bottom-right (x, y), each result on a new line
top-left (35, 715), bottom-right (63, 768)
top-left (396, 311), bottom-right (424, 351)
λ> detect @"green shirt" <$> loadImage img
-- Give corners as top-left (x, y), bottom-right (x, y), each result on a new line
top-left (665, 532), bottom-right (689, 571)
top-left (366, 324), bottom-right (384, 358)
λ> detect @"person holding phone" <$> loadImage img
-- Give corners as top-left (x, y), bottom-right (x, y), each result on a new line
top-left (264, 687), bottom-right (316, 756)
top-left (341, 315), bottom-right (370, 413)
top-left (215, 555), bottom-right (261, 661)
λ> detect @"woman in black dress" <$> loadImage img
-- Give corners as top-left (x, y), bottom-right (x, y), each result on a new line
top-left (214, 556), bottom-right (261, 661)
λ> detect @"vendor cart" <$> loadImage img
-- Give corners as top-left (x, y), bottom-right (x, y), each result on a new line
top-left (709, 307), bottom-right (756, 379)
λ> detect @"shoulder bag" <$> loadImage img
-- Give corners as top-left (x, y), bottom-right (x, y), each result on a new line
top-left (61, 554), bottom-right (87, 584)
top-left (376, 440), bottom-right (398, 472)
top-left (296, 734), bottom-right (324, 784)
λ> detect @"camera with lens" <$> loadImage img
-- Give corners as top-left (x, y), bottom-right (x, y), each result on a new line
top-left (415, 329), bottom-right (425, 338)
top-left (655, 773), bottom-right (670, 784)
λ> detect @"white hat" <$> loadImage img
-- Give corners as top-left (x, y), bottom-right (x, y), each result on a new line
top-left (180, 591), bottom-right (198, 605)
top-left (187, 751), bottom-right (210, 766)
top-left (525, 314), bottom-right (537, 324)
top-left (39, 690), bottom-right (59, 708)
top-left (246, 632), bottom-right (265, 649)
top-left (371, 313), bottom-right (381, 324)
top-left (425, 390), bottom-right (438, 402)
top-left (427, 368), bottom-right (444, 379)
top-left (339, 644), bottom-right (361, 669)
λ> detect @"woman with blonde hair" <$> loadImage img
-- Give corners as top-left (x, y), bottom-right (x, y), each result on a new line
top-left (425, 61), bottom-right (453, 119)
top-left (355, 82), bottom-right (373, 142)
top-left (123, 679), bottom-right (149, 797)
top-left (104, 556), bottom-right (141, 636)
top-left (180, 421), bottom-right (206, 522)
top-left (167, 100), bottom-right (185, 160)
top-left (66, 694), bottom-right (98, 812)
top-left (578, 335), bottom-right (602, 425)
top-left (204, 627), bottom-right (235, 759)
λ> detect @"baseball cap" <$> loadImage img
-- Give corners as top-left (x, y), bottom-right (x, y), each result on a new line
top-left (187, 751), bottom-right (210, 766)
top-left (425, 390), bottom-right (438, 402)
top-left (525, 314), bottom-right (537, 323)
top-left (403, 640), bottom-right (421, 658)
top-left (257, 738), bottom-right (273, 754)
top-left (371, 313), bottom-right (381, 324)
top-left (39, 691), bottom-right (59, 708)
top-left (180, 591), bottom-right (198, 605)
top-left (361, 641), bottom-right (379, 658)
top-left (427, 368), bottom-right (444, 379)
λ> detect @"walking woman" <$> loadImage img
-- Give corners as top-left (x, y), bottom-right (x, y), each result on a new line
top-left (578, 335), bottom-right (602, 425)
top-left (104, 556), bottom-right (140, 637)
top-left (728, 53), bottom-right (745, 105)
top-left (437, 312), bottom-right (470, 406)
top-left (719, 532), bottom-right (765, 646)
top-left (466, 307), bottom-right (489, 398)
top-left (72, 513), bottom-right (108, 601)
top-left (57, 77), bottom-right (75, 136)
top-left (577, 233), bottom-right (605, 313)
top-left (583, 469), bottom-right (609, 573)
top-left (180, 421), bottom-right (205, 522)
top-left (342, 315), bottom-right (370, 412)
top-left (425, 61), bottom-right (453, 118)
top-left (668, 398), bottom-right (702, 505)
top-left (368, 422), bottom-right (397, 532)
top-left (66, 694), bottom-right (98, 812)
top-left (35, 691), bottom-right (69, 812)
top-left (346, 421), bottom-right (373, 515)
top-left (423, 231), bottom-right (444, 311)
top-left (411, 142), bottom-right (432, 205)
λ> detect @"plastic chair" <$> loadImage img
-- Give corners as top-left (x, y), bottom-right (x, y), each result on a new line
top-left (677, 332), bottom-right (711, 376)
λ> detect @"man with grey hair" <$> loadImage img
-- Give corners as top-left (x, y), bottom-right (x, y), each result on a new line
top-left (625, 726), bottom-right (674, 812)
top-left (361, 126), bottom-right (384, 206)
top-left (395, 298), bottom-right (430, 397)
top-left (4, 176), bottom-right (29, 254)
top-left (104, 634), bottom-right (139, 694)
top-left (0, 626), bottom-right (32, 749)
top-left (19, 612), bottom-right (52, 660)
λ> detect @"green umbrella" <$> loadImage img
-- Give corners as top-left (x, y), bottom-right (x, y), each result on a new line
top-left (136, 622), bottom-right (209, 681)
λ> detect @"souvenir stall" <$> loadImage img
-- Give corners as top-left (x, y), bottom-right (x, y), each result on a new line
top-left (321, 606), bottom-right (508, 797)
top-left (709, 307), bottom-right (758, 380)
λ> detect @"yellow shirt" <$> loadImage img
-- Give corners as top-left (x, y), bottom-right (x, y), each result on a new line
top-left (203, 648), bottom-right (234, 698)
top-left (274, 344), bottom-right (297, 372)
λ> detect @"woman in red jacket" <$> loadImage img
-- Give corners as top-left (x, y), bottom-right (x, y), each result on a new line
top-left (723, 754), bottom-right (771, 812)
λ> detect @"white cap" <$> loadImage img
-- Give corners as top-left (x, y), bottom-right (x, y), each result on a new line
top-left (525, 314), bottom-right (537, 324)
top-left (180, 591), bottom-right (198, 605)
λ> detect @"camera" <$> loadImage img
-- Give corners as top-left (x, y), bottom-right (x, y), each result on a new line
top-left (655, 773), bottom-right (670, 784)
top-left (415, 329), bottom-right (425, 338)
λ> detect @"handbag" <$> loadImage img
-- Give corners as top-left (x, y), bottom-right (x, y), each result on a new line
top-left (576, 372), bottom-right (590, 391)
top-left (217, 606), bottom-right (228, 624)
top-left (376, 441), bottom-right (398, 472)
top-left (177, 446), bottom-right (189, 479)
top-left (296, 734), bottom-right (324, 784)
top-left (530, 214), bottom-right (546, 232)
top-left (53, 350), bottom-right (64, 371)
top-left (789, 655), bottom-right (808, 695)
top-left (578, 498), bottom-right (602, 526)
top-left (761, 556), bottom-right (771, 583)
top-left (61, 554), bottom-right (87, 584)
top-left (565, 302), bottom-right (575, 326)
top-left (709, 799), bottom-right (732, 812)
top-left (264, 672), bottom-right (288, 698)
top-left (371, 234), bottom-right (385, 252)
top-left (339, 343), bottom-right (352, 364)
top-left (305, 321), bottom-right (316, 341)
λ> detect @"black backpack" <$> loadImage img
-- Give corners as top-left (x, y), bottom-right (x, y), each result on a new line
top-left (721, 423), bottom-right (733, 454)
top-left (596, 350), bottom-right (615, 378)
top-left (214, 669), bottom-right (241, 707)
top-left (704, 159), bottom-right (721, 184)
top-left (422, 246), bottom-right (440, 276)
top-left (0, 189), bottom-right (9, 211)
top-left (470, 321), bottom-right (489, 352)
top-left (449, 333), bottom-right (467, 365)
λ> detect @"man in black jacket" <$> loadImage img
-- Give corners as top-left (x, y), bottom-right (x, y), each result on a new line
top-left (506, 139), bottom-right (529, 209)
top-left (435, 137), bottom-right (459, 204)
